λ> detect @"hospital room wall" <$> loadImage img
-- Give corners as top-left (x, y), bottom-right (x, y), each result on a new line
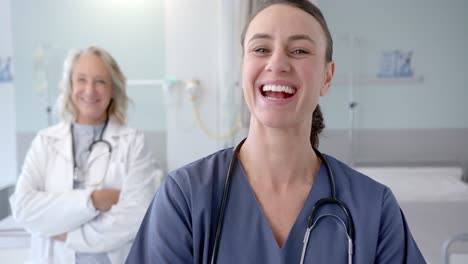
top-left (320, 0), bottom-right (468, 130)
top-left (315, 0), bottom-right (468, 170)
top-left (11, 0), bottom-right (168, 174)
top-left (162, 0), bottom-right (468, 173)
top-left (7, 0), bottom-right (468, 180)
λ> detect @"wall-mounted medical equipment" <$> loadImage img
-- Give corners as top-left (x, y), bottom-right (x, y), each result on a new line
top-left (128, 78), bottom-right (242, 141)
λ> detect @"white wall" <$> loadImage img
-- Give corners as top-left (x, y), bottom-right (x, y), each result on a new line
top-left (164, 0), bottom-right (247, 171)
top-left (0, 0), bottom-right (17, 186)
top-left (12, 0), bottom-right (166, 133)
top-left (319, 0), bottom-right (468, 130)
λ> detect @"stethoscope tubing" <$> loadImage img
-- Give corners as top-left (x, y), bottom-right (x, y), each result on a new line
top-left (71, 117), bottom-right (112, 186)
top-left (210, 138), bottom-right (246, 264)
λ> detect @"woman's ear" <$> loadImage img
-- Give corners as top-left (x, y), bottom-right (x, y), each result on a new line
top-left (320, 61), bottom-right (335, 96)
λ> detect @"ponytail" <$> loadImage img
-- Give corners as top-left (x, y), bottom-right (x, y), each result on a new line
top-left (310, 105), bottom-right (325, 149)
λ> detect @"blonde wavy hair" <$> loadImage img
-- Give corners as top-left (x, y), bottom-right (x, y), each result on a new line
top-left (56, 46), bottom-right (129, 125)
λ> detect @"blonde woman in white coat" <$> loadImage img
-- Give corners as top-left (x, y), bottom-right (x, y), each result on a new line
top-left (9, 46), bottom-right (162, 264)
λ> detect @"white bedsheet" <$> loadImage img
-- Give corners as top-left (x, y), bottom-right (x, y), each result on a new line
top-left (355, 167), bottom-right (468, 202)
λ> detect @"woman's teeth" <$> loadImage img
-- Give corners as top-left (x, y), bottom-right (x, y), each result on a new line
top-left (262, 84), bottom-right (296, 94)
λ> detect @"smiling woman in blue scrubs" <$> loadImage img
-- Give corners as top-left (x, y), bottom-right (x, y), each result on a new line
top-left (126, 0), bottom-right (426, 263)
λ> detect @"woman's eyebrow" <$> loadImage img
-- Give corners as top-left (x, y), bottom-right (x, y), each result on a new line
top-left (288, 34), bottom-right (316, 45)
top-left (247, 33), bottom-right (316, 45)
top-left (247, 33), bottom-right (272, 44)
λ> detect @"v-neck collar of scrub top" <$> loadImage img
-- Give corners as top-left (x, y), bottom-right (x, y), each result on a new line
top-left (239, 159), bottom-right (328, 246)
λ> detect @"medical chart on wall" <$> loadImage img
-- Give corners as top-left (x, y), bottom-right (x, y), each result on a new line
top-left (377, 50), bottom-right (414, 78)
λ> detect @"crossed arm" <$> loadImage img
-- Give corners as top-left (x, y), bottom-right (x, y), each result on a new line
top-left (10, 132), bottom-right (161, 252)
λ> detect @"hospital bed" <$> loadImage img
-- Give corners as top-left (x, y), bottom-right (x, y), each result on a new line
top-left (443, 233), bottom-right (468, 264)
top-left (0, 215), bottom-right (30, 264)
top-left (355, 166), bottom-right (468, 264)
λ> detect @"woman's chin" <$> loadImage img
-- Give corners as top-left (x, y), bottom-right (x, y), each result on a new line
top-left (251, 114), bottom-right (298, 130)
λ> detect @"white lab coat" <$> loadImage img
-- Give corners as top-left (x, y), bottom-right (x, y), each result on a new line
top-left (9, 118), bottom-right (163, 264)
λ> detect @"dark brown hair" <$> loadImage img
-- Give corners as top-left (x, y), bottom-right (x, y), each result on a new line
top-left (242, 0), bottom-right (331, 148)
top-left (311, 105), bottom-right (325, 149)
top-left (241, 0), bottom-right (333, 63)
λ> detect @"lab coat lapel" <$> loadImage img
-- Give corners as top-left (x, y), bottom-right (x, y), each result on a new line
top-left (48, 122), bottom-right (73, 163)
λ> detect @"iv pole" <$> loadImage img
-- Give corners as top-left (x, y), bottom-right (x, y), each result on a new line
top-left (33, 44), bottom-right (53, 126)
top-left (347, 35), bottom-right (358, 167)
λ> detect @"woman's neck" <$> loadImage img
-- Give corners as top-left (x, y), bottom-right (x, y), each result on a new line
top-left (238, 122), bottom-right (320, 191)
top-left (75, 115), bottom-right (108, 125)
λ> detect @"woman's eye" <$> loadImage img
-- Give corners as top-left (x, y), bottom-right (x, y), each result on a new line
top-left (254, 48), bottom-right (269, 54)
top-left (292, 49), bottom-right (309, 55)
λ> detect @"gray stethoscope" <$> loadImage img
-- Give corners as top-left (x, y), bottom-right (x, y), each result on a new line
top-left (210, 138), bottom-right (355, 264)
top-left (71, 117), bottom-right (112, 187)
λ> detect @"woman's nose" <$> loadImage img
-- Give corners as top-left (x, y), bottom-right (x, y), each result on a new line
top-left (266, 50), bottom-right (291, 73)
top-left (83, 81), bottom-right (97, 94)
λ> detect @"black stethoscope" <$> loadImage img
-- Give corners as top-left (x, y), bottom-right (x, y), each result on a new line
top-left (71, 117), bottom-right (112, 187)
top-left (210, 138), bottom-right (355, 264)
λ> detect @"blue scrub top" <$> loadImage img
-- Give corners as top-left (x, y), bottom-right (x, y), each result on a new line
top-left (126, 148), bottom-right (426, 263)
